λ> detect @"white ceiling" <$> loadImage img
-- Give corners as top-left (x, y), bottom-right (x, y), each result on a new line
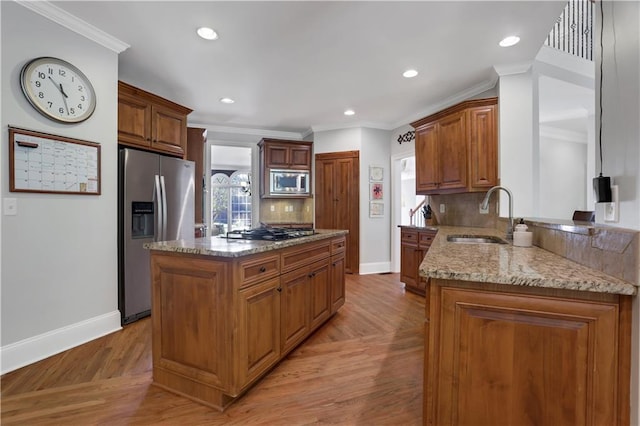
top-left (49, 1), bottom-right (567, 135)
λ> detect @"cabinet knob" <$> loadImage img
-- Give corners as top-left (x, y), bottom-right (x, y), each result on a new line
top-left (277, 287), bottom-right (282, 292)
top-left (259, 266), bottom-right (267, 273)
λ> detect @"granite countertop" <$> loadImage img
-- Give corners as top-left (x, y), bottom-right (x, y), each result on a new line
top-left (420, 226), bottom-right (637, 296)
top-left (144, 229), bottom-right (348, 258)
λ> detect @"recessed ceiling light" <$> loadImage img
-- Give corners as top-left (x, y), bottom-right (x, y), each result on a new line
top-left (344, 109), bottom-right (355, 116)
top-left (499, 36), bottom-right (520, 47)
top-left (197, 27), bottom-right (218, 40)
top-left (219, 97), bottom-right (235, 104)
top-left (403, 69), bottom-right (418, 78)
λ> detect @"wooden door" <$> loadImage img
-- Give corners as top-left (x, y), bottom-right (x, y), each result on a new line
top-left (468, 105), bottom-right (497, 190)
top-left (426, 282), bottom-right (627, 426)
top-left (237, 277), bottom-right (281, 388)
top-left (280, 268), bottom-right (310, 353)
top-left (415, 122), bottom-right (439, 193)
top-left (152, 104), bottom-right (187, 157)
top-left (187, 127), bottom-right (206, 225)
top-left (308, 259), bottom-right (331, 330)
top-left (117, 92), bottom-right (151, 148)
top-left (330, 253), bottom-right (345, 313)
top-left (436, 111), bottom-right (467, 191)
top-left (315, 151), bottom-right (359, 274)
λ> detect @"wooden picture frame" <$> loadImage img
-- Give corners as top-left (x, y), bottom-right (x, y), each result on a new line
top-left (9, 127), bottom-right (101, 195)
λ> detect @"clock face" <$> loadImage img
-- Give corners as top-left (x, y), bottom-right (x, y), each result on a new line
top-left (20, 57), bottom-right (96, 123)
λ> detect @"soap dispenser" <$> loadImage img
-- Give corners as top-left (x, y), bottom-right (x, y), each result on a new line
top-left (513, 219), bottom-right (533, 247)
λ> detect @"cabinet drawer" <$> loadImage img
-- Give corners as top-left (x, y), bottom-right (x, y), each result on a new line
top-left (238, 254), bottom-right (280, 288)
top-left (419, 232), bottom-right (437, 248)
top-left (281, 240), bottom-right (331, 273)
top-left (331, 237), bottom-right (346, 255)
top-left (401, 230), bottom-right (418, 244)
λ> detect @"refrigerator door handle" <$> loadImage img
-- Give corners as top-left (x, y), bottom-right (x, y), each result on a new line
top-left (160, 175), bottom-right (168, 241)
top-left (154, 175), bottom-right (162, 242)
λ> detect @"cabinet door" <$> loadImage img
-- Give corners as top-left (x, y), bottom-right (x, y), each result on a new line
top-left (437, 111), bottom-right (467, 191)
top-left (415, 122), bottom-right (439, 193)
top-left (400, 242), bottom-right (418, 291)
top-left (330, 253), bottom-right (345, 313)
top-left (118, 92), bottom-right (151, 148)
top-left (468, 105), bottom-right (497, 190)
top-left (289, 144), bottom-right (311, 169)
top-left (151, 104), bottom-right (187, 157)
top-left (280, 268), bottom-right (310, 353)
top-left (309, 259), bottom-right (331, 330)
top-left (427, 284), bottom-right (624, 426)
top-left (315, 159), bottom-right (336, 229)
top-left (237, 277), bottom-right (281, 389)
top-left (265, 143), bottom-right (290, 168)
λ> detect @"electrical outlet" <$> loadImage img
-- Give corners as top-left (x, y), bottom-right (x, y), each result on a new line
top-left (479, 203), bottom-right (489, 214)
top-left (270, 205), bottom-right (275, 212)
top-left (439, 204), bottom-right (445, 214)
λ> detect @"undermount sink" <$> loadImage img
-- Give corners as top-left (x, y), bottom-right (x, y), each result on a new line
top-left (447, 235), bottom-right (507, 244)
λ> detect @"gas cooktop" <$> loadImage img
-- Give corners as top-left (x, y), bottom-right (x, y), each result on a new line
top-left (224, 226), bottom-right (315, 241)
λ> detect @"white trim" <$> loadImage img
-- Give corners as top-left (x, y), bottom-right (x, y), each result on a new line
top-left (540, 125), bottom-right (588, 143)
top-left (15, 1), bottom-right (129, 53)
top-left (394, 76), bottom-right (499, 129)
top-left (311, 120), bottom-right (392, 133)
top-left (0, 311), bottom-right (122, 374)
top-left (358, 261), bottom-right (392, 275)
top-left (535, 45), bottom-right (594, 78)
top-left (188, 122), bottom-right (304, 140)
top-left (493, 61), bottom-right (533, 77)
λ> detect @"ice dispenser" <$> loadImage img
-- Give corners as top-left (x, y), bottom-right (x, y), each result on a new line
top-left (131, 201), bottom-right (154, 238)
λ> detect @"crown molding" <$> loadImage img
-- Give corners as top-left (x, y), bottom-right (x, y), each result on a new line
top-left (540, 125), bottom-right (588, 143)
top-left (188, 122), bottom-right (304, 140)
top-left (310, 120), bottom-right (392, 134)
top-left (493, 61), bottom-right (533, 76)
top-left (15, 0), bottom-right (129, 53)
top-left (393, 76), bottom-right (499, 129)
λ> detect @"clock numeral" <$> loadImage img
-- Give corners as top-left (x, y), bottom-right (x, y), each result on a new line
top-left (38, 72), bottom-right (45, 79)
top-left (38, 92), bottom-right (44, 99)
top-left (35, 81), bottom-right (41, 88)
top-left (47, 101), bottom-right (53, 108)
top-left (80, 95), bottom-right (86, 102)
top-left (77, 104), bottom-right (83, 109)
top-left (59, 69), bottom-right (66, 77)
top-left (70, 107), bottom-right (75, 115)
top-left (59, 107), bottom-right (65, 114)
top-left (48, 68), bottom-right (53, 75)
top-left (78, 86), bottom-right (83, 92)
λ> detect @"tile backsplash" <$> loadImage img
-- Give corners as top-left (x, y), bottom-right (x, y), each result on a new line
top-left (429, 192), bottom-right (498, 228)
top-left (260, 198), bottom-right (314, 225)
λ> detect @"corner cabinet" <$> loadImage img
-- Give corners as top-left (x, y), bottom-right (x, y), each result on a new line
top-left (149, 235), bottom-right (346, 411)
top-left (411, 97), bottom-right (497, 195)
top-left (424, 279), bottom-right (632, 426)
top-left (118, 81), bottom-right (192, 158)
top-left (400, 227), bottom-right (436, 295)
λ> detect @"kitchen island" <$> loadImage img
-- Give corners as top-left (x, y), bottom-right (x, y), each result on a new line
top-left (420, 226), bottom-right (636, 426)
top-left (145, 229), bottom-right (347, 411)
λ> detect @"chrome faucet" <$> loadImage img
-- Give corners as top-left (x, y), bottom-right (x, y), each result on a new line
top-left (481, 186), bottom-right (514, 240)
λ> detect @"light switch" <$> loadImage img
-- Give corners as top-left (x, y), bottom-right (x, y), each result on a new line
top-left (4, 198), bottom-right (17, 216)
top-left (439, 204), bottom-right (445, 213)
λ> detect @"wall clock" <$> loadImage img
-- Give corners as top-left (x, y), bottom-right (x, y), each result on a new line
top-left (20, 57), bottom-right (96, 124)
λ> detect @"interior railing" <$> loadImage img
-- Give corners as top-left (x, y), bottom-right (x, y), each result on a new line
top-left (409, 198), bottom-right (427, 227)
top-left (545, 0), bottom-right (593, 61)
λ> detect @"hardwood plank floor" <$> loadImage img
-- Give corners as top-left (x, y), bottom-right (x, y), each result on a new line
top-left (1, 273), bottom-right (425, 425)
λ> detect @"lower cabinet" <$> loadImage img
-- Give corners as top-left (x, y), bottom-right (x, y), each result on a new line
top-left (150, 235), bottom-right (346, 411)
top-left (400, 227), bottom-right (436, 295)
top-left (424, 279), bottom-right (632, 426)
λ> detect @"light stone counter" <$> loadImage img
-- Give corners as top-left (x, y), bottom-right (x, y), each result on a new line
top-left (420, 226), bottom-right (637, 296)
top-left (144, 229), bottom-right (348, 258)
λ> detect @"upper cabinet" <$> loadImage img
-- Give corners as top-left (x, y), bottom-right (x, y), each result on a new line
top-left (259, 139), bottom-right (312, 170)
top-left (411, 97), bottom-right (497, 195)
top-left (118, 81), bottom-right (192, 158)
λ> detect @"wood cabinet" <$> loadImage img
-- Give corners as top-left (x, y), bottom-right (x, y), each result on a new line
top-left (315, 151), bottom-right (360, 274)
top-left (118, 81), bottom-right (192, 158)
top-left (259, 139), bottom-right (312, 170)
top-left (400, 227), bottom-right (436, 296)
top-left (424, 279), bottom-right (632, 426)
top-left (330, 237), bottom-right (346, 312)
top-left (411, 98), bottom-right (497, 195)
top-left (149, 235), bottom-right (346, 411)
top-left (186, 127), bottom-right (207, 226)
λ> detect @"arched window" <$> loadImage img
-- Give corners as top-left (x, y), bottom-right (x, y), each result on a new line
top-left (211, 171), bottom-right (251, 235)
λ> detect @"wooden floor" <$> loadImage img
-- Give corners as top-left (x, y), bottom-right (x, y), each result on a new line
top-left (1, 273), bottom-right (425, 425)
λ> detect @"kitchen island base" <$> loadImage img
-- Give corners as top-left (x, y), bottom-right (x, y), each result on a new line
top-left (148, 233), bottom-right (346, 411)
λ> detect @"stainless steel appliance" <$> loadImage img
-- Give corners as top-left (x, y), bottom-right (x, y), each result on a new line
top-left (118, 148), bottom-right (195, 325)
top-left (269, 169), bottom-right (310, 196)
top-left (223, 225), bottom-right (315, 241)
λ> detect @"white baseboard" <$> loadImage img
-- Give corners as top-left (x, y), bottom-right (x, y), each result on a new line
top-left (0, 310), bottom-right (122, 375)
top-left (359, 261), bottom-right (392, 275)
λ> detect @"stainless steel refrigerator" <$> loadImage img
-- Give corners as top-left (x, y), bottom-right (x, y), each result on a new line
top-left (118, 148), bottom-right (195, 325)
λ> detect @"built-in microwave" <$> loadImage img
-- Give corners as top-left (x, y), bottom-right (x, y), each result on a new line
top-left (269, 169), bottom-right (310, 196)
